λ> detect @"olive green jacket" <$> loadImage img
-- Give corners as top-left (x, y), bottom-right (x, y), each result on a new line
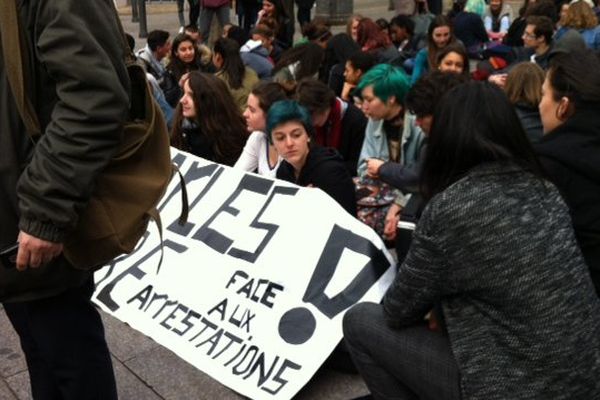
top-left (0, 0), bottom-right (130, 302)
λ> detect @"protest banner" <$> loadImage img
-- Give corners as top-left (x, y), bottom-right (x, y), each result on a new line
top-left (93, 149), bottom-right (396, 400)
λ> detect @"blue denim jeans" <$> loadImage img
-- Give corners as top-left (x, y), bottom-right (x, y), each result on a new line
top-left (199, 4), bottom-right (231, 42)
top-left (343, 302), bottom-right (461, 400)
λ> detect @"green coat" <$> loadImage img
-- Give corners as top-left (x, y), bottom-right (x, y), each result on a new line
top-left (0, 0), bottom-right (130, 302)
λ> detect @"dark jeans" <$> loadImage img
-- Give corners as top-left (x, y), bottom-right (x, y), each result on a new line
top-left (189, 0), bottom-right (201, 26)
top-left (238, 1), bottom-right (260, 34)
top-left (343, 302), bottom-right (461, 400)
top-left (3, 279), bottom-right (117, 400)
top-left (295, 0), bottom-right (315, 28)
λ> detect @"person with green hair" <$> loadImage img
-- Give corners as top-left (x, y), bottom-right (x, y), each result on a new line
top-left (353, 63), bottom-right (411, 239)
top-left (355, 63), bottom-right (411, 177)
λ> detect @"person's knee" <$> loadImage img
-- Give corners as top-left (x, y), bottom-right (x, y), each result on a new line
top-left (343, 301), bottom-right (381, 342)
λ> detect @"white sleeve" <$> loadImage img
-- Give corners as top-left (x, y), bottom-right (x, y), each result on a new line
top-left (234, 131), bottom-right (264, 172)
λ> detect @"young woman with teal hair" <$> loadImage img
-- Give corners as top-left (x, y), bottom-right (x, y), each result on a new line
top-left (267, 100), bottom-right (356, 215)
top-left (353, 63), bottom-right (411, 239)
top-left (355, 63), bottom-right (411, 178)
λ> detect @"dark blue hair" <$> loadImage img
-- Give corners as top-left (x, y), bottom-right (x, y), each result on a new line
top-left (266, 100), bottom-right (314, 143)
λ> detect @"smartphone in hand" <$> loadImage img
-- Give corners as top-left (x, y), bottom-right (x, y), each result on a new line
top-left (0, 243), bottom-right (18, 269)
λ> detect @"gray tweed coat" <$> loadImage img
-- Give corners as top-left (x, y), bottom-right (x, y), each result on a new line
top-left (383, 161), bottom-right (600, 399)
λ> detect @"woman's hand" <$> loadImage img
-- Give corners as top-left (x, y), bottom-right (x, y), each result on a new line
top-left (384, 203), bottom-right (402, 241)
top-left (488, 73), bottom-right (507, 88)
top-left (341, 82), bottom-right (356, 101)
top-left (366, 158), bottom-right (385, 179)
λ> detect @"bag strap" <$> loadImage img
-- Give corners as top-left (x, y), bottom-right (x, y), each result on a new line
top-left (0, 0), bottom-right (42, 138)
top-left (108, 1), bottom-right (138, 66)
top-left (149, 166), bottom-right (189, 275)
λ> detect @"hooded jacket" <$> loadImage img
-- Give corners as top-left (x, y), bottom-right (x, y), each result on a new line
top-left (535, 105), bottom-right (600, 295)
top-left (276, 146), bottom-right (357, 216)
top-left (0, 0), bottom-right (130, 302)
top-left (240, 39), bottom-right (273, 79)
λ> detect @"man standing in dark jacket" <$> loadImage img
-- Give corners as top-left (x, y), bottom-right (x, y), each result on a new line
top-left (0, 0), bottom-right (129, 398)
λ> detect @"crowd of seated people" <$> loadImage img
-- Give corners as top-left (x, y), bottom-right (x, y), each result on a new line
top-left (128, 1), bottom-right (600, 397)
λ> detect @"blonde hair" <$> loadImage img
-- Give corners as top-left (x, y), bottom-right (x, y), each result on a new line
top-left (563, 0), bottom-right (598, 29)
top-left (504, 62), bottom-right (545, 106)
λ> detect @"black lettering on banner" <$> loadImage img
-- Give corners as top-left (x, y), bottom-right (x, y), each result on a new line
top-left (195, 328), bottom-right (225, 356)
top-left (173, 309), bottom-right (202, 336)
top-left (260, 359), bottom-right (302, 395)
top-left (189, 317), bottom-right (218, 343)
top-left (224, 342), bottom-right (248, 367)
top-left (225, 270), bottom-right (284, 309)
top-left (153, 299), bottom-right (178, 319)
top-left (207, 298), bottom-right (255, 333)
top-left (161, 303), bottom-right (189, 331)
top-left (227, 185), bottom-right (299, 263)
top-left (225, 270), bottom-right (248, 289)
top-left (232, 345), bottom-right (259, 375)
top-left (208, 298), bottom-right (228, 320)
top-left (242, 353), bottom-right (279, 387)
top-left (143, 291), bottom-right (169, 313)
top-left (278, 224), bottom-right (391, 345)
top-left (193, 175), bottom-right (291, 262)
top-left (166, 162), bottom-right (224, 236)
top-left (211, 331), bottom-right (243, 359)
top-left (127, 284), bottom-right (154, 310)
top-left (95, 240), bottom-right (187, 312)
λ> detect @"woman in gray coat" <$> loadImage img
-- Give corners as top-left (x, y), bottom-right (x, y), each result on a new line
top-left (343, 81), bottom-right (600, 400)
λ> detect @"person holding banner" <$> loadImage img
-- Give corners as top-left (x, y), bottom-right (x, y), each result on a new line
top-left (343, 81), bottom-right (600, 399)
top-left (267, 100), bottom-right (357, 216)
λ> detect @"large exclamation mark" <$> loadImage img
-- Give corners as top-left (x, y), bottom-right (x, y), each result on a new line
top-left (278, 224), bottom-right (392, 345)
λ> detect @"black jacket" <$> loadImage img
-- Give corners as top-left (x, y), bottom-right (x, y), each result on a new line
top-left (276, 146), bottom-right (357, 216)
top-left (514, 103), bottom-right (543, 143)
top-left (0, 0), bottom-right (130, 301)
top-left (340, 103), bottom-right (367, 177)
top-left (535, 106), bottom-right (600, 295)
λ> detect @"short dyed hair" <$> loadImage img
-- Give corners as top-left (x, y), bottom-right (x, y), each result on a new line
top-left (266, 100), bottom-right (315, 143)
top-left (355, 63), bottom-right (410, 104)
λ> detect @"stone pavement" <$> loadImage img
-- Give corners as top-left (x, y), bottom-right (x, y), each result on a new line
top-left (0, 2), bottom-right (395, 399)
top-left (0, 302), bottom-right (369, 400)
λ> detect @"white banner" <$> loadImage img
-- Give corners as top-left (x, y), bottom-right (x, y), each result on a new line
top-left (93, 149), bottom-right (396, 400)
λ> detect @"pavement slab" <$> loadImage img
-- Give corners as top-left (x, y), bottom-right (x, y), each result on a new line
top-left (0, 307), bottom-right (27, 379)
top-left (124, 345), bottom-right (244, 400)
top-left (3, 372), bottom-right (30, 400)
top-left (112, 356), bottom-right (164, 400)
top-left (102, 312), bottom-right (161, 363)
top-left (0, 378), bottom-right (17, 400)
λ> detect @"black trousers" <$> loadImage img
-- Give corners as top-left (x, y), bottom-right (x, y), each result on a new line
top-left (188, 0), bottom-right (201, 26)
top-left (295, 0), bottom-right (315, 27)
top-left (3, 279), bottom-right (117, 400)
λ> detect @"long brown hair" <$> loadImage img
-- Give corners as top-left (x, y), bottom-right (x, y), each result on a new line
top-left (504, 62), bottom-right (544, 107)
top-left (427, 15), bottom-right (455, 70)
top-left (171, 72), bottom-right (247, 166)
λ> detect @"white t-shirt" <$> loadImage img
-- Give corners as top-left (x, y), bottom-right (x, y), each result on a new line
top-left (234, 131), bottom-right (282, 178)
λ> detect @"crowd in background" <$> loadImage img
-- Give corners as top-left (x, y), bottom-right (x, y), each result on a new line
top-left (129, 0), bottom-right (600, 398)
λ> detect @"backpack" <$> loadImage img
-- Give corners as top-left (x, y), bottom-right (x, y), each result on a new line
top-left (0, 0), bottom-right (187, 270)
